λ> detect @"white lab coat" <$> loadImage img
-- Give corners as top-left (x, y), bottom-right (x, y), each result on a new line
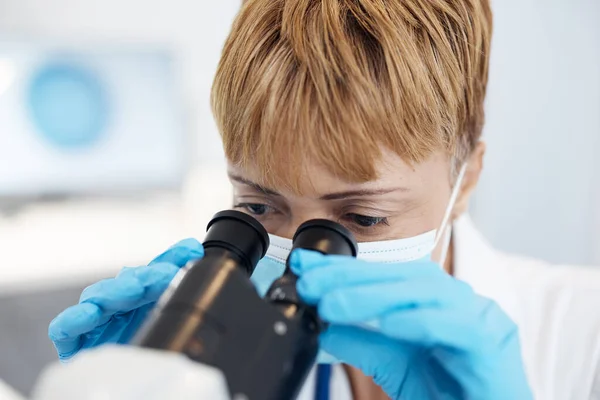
top-left (297, 215), bottom-right (600, 400)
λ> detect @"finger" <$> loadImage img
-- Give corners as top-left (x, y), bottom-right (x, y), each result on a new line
top-left (319, 324), bottom-right (423, 399)
top-left (288, 250), bottom-right (332, 274)
top-left (149, 238), bottom-right (204, 267)
top-left (320, 324), bottom-right (411, 369)
top-left (88, 307), bottom-right (146, 345)
top-left (129, 262), bottom-right (181, 300)
top-left (117, 303), bottom-right (155, 343)
top-left (380, 299), bottom-right (516, 351)
top-left (291, 249), bottom-right (435, 275)
top-left (48, 303), bottom-right (101, 357)
top-left (295, 255), bottom-right (441, 304)
top-left (79, 276), bottom-right (146, 312)
top-left (317, 278), bottom-right (471, 323)
top-left (81, 262), bottom-right (181, 318)
top-left (379, 308), bottom-right (480, 350)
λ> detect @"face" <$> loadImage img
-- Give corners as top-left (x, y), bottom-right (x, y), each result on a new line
top-left (229, 145), bottom-right (485, 250)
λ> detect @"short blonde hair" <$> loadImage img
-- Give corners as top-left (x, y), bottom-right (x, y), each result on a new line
top-left (212, 0), bottom-right (493, 191)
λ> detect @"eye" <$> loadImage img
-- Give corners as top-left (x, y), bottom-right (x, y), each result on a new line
top-left (234, 202), bottom-right (271, 216)
top-left (346, 213), bottom-right (389, 227)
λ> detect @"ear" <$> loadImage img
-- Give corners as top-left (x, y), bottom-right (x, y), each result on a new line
top-left (452, 141), bottom-right (486, 218)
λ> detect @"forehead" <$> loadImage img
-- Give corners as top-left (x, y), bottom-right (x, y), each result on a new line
top-left (228, 148), bottom-right (451, 197)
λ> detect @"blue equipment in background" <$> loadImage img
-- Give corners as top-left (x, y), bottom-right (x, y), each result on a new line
top-left (28, 62), bottom-right (110, 149)
top-left (0, 43), bottom-right (187, 198)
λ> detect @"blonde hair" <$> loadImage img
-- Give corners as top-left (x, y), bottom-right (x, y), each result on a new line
top-left (212, 0), bottom-right (492, 192)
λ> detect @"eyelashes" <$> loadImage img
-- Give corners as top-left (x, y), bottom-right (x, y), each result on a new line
top-left (344, 213), bottom-right (389, 228)
top-left (234, 202), bottom-right (390, 232)
top-left (235, 203), bottom-right (271, 216)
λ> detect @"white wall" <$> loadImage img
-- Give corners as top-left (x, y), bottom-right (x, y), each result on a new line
top-left (474, 0), bottom-right (600, 265)
top-left (0, 0), bottom-right (242, 165)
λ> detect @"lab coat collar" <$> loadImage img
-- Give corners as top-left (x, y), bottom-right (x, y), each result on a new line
top-left (452, 214), bottom-right (521, 323)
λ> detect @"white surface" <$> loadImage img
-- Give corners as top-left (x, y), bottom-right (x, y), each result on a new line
top-left (472, 0), bottom-right (600, 266)
top-left (0, 166), bottom-right (233, 295)
top-left (0, 380), bottom-right (24, 400)
top-left (31, 346), bottom-right (230, 400)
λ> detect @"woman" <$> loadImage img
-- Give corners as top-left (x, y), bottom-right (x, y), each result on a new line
top-left (49, 0), bottom-right (600, 398)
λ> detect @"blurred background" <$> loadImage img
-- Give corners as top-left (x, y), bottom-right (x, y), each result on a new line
top-left (0, 0), bottom-right (598, 396)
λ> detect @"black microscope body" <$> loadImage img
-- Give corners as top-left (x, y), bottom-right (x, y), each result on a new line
top-left (133, 210), bottom-right (357, 400)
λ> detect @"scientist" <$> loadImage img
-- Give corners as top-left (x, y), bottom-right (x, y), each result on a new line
top-left (49, 0), bottom-right (600, 399)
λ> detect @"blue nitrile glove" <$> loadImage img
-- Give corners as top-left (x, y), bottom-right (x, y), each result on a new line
top-left (291, 250), bottom-right (533, 400)
top-left (48, 239), bottom-right (203, 361)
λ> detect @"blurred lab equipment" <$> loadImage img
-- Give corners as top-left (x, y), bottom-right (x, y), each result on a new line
top-left (0, 42), bottom-right (187, 200)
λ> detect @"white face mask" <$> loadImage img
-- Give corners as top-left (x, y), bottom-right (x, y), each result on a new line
top-left (250, 164), bottom-right (467, 363)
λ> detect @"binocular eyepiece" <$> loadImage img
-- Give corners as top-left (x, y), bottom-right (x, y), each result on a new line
top-left (202, 210), bottom-right (271, 275)
top-left (134, 210), bottom-right (357, 400)
top-left (204, 209), bottom-right (358, 274)
top-left (292, 218), bottom-right (358, 258)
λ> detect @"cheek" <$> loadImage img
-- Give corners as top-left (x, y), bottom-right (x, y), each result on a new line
top-left (383, 193), bottom-right (453, 240)
top-left (423, 178), bottom-right (455, 224)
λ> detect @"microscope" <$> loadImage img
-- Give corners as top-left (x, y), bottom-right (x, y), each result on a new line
top-left (30, 210), bottom-right (358, 400)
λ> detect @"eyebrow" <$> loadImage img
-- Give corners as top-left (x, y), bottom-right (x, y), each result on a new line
top-left (228, 174), bottom-right (408, 200)
top-left (229, 174), bottom-right (280, 196)
top-left (320, 188), bottom-right (407, 201)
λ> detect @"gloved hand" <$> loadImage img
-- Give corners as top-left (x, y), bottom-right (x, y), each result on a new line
top-left (48, 239), bottom-right (204, 361)
top-left (291, 250), bottom-right (533, 400)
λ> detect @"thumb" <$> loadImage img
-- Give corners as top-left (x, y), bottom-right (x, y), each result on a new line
top-left (149, 238), bottom-right (204, 267)
top-left (320, 324), bottom-right (416, 398)
top-left (49, 303), bottom-right (101, 360)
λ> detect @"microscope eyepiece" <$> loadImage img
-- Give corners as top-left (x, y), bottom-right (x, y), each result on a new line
top-left (204, 210), bottom-right (270, 275)
top-left (292, 219), bottom-right (357, 258)
top-left (133, 210), bottom-right (269, 354)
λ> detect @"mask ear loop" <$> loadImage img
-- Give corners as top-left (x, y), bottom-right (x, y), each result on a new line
top-left (431, 163), bottom-right (468, 263)
top-left (437, 226), bottom-right (453, 267)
